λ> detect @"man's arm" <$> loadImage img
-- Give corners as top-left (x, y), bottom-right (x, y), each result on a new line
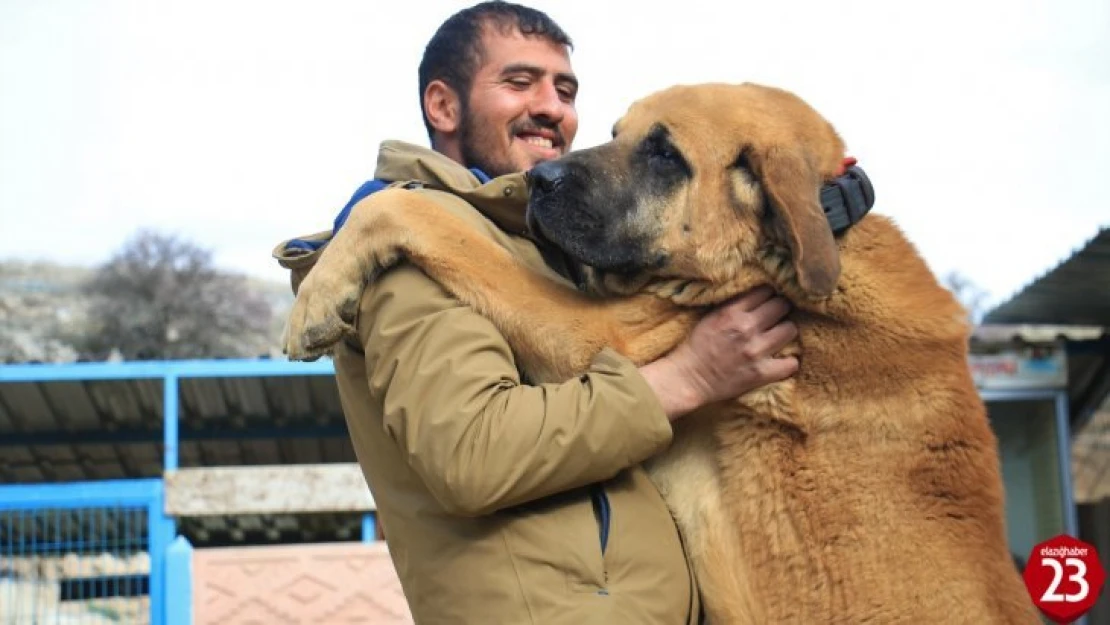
top-left (360, 264), bottom-right (675, 517)
top-left (359, 260), bottom-right (798, 517)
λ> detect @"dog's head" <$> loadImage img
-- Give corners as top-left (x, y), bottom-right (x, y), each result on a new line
top-left (525, 82), bottom-right (847, 301)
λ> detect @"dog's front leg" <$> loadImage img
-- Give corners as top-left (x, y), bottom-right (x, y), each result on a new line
top-left (283, 190), bottom-right (689, 378)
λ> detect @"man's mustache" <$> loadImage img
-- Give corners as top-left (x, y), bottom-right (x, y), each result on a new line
top-left (512, 118), bottom-right (564, 146)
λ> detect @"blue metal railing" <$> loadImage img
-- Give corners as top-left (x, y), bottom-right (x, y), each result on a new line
top-left (0, 479), bottom-right (173, 624)
top-left (0, 357), bottom-right (337, 383)
top-left (0, 359), bottom-right (337, 624)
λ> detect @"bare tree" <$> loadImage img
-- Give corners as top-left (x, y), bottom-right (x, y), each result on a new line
top-left (942, 270), bottom-right (991, 324)
top-left (77, 229), bottom-right (273, 360)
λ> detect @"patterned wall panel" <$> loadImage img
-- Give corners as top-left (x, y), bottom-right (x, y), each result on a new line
top-left (192, 542), bottom-right (412, 624)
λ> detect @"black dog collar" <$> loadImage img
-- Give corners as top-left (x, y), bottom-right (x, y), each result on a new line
top-left (822, 158), bottom-right (875, 235)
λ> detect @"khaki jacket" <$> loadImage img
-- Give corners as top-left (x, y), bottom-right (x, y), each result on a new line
top-left (273, 140), bottom-right (700, 625)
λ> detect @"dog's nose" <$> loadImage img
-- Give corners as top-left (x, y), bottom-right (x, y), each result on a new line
top-left (528, 160), bottom-right (568, 195)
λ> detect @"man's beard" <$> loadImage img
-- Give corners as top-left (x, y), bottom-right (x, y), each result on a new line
top-left (458, 109), bottom-right (515, 178)
top-left (457, 103), bottom-right (564, 179)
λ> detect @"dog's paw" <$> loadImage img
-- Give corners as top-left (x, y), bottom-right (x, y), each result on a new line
top-left (647, 279), bottom-right (716, 306)
top-left (282, 272), bottom-right (363, 361)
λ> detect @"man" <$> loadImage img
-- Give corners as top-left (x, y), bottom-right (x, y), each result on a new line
top-left (273, 2), bottom-right (798, 623)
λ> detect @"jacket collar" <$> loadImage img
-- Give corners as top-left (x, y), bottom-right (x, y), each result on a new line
top-left (276, 141), bottom-right (535, 259)
top-left (375, 140), bottom-right (531, 236)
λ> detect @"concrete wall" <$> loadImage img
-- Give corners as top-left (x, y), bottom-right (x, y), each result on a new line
top-left (1078, 498), bottom-right (1110, 625)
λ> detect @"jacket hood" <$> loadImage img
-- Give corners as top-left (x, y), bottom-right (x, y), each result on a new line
top-left (273, 140), bottom-right (533, 266)
top-left (374, 140), bottom-right (531, 235)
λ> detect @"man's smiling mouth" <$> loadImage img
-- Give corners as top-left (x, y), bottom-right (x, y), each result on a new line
top-left (513, 121), bottom-right (563, 153)
top-left (522, 135), bottom-right (554, 149)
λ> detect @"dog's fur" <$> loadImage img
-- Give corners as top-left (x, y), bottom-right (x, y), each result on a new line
top-left (283, 83), bottom-right (1039, 624)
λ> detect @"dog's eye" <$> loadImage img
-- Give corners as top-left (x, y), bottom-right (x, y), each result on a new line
top-left (734, 149), bottom-right (753, 172)
top-left (644, 140), bottom-right (691, 178)
top-left (649, 141), bottom-right (682, 166)
top-left (637, 125), bottom-right (691, 178)
top-left (648, 143), bottom-right (674, 163)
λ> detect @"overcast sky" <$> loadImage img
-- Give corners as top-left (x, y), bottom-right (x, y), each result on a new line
top-left (1, 0), bottom-right (1106, 308)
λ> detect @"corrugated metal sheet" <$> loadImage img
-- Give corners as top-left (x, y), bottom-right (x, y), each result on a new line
top-left (985, 228), bottom-right (1110, 326)
top-left (971, 324), bottom-right (1106, 344)
top-left (0, 374), bottom-right (354, 485)
top-left (178, 512), bottom-right (364, 547)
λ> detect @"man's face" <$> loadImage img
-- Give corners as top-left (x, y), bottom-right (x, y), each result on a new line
top-left (458, 28), bottom-right (579, 177)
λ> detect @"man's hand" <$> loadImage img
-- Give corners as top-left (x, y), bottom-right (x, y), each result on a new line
top-left (639, 286), bottom-right (799, 421)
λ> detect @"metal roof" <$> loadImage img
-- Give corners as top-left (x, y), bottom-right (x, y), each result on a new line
top-left (0, 359), bottom-right (353, 484)
top-left (984, 227), bottom-right (1110, 326)
top-left (977, 227), bottom-right (1110, 504)
top-left (0, 359), bottom-right (360, 546)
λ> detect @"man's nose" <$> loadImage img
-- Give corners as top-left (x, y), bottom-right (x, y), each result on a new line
top-left (528, 82), bottom-right (566, 122)
top-left (528, 159), bottom-right (568, 194)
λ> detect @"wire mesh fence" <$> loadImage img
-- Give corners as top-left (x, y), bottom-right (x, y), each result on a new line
top-left (0, 506), bottom-right (151, 624)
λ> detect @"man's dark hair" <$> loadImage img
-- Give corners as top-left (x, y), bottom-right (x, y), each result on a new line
top-left (417, 1), bottom-right (573, 141)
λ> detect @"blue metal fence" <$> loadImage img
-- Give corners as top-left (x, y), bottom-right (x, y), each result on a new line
top-left (0, 479), bottom-right (173, 624)
top-left (0, 358), bottom-right (338, 624)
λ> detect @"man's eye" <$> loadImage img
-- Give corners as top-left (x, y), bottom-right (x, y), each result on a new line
top-left (558, 88), bottom-right (576, 102)
top-left (507, 78), bottom-right (531, 89)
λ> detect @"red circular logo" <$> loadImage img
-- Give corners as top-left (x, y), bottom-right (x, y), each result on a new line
top-left (1023, 534), bottom-right (1106, 624)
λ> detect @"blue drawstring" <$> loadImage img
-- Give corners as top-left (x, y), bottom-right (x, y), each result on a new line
top-left (590, 484), bottom-right (611, 554)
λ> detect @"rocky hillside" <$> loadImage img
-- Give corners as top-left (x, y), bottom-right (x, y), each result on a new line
top-left (0, 260), bottom-right (293, 364)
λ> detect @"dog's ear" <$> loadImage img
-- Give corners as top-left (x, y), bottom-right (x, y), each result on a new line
top-left (755, 146), bottom-right (840, 298)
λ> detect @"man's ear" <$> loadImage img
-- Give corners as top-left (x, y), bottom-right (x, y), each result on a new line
top-left (424, 80), bottom-right (462, 135)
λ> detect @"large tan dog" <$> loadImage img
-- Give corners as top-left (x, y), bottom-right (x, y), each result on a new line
top-left (283, 83), bottom-right (1038, 624)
